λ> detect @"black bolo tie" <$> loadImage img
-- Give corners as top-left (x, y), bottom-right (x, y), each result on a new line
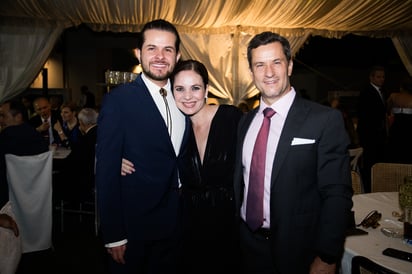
top-left (159, 88), bottom-right (172, 136)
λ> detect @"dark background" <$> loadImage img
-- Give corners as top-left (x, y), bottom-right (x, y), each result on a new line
top-left (293, 34), bottom-right (408, 93)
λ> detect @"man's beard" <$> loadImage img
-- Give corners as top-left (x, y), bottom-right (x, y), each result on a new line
top-left (141, 63), bottom-right (173, 82)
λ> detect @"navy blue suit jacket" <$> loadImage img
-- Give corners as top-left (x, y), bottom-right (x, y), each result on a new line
top-left (233, 95), bottom-right (353, 273)
top-left (96, 75), bottom-right (190, 245)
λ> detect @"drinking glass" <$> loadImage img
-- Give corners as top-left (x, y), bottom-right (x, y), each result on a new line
top-left (404, 206), bottom-right (412, 241)
top-left (399, 176), bottom-right (412, 211)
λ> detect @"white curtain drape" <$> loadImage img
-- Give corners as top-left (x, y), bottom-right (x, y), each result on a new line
top-left (0, 17), bottom-right (67, 102)
top-left (180, 31), bottom-right (311, 104)
top-left (0, 0), bottom-right (411, 104)
top-left (392, 35), bottom-right (412, 76)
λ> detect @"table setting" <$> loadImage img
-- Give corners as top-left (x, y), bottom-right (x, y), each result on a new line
top-left (340, 191), bottom-right (412, 274)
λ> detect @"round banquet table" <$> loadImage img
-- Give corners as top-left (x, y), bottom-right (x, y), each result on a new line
top-left (340, 192), bottom-right (412, 274)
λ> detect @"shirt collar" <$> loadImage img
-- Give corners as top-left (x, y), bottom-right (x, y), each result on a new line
top-left (258, 87), bottom-right (296, 118)
top-left (370, 83), bottom-right (381, 92)
top-left (85, 124), bottom-right (97, 134)
top-left (41, 116), bottom-right (50, 122)
top-left (141, 73), bottom-right (171, 95)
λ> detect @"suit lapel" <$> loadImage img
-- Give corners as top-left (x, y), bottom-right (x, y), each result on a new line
top-left (237, 99), bottom-right (310, 189)
top-left (270, 96), bottom-right (309, 187)
top-left (133, 75), bottom-right (177, 155)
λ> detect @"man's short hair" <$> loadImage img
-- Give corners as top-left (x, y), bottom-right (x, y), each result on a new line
top-left (137, 19), bottom-right (180, 53)
top-left (5, 100), bottom-right (28, 121)
top-left (247, 32), bottom-right (292, 69)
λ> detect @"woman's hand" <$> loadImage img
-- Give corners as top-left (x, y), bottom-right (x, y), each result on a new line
top-left (121, 158), bottom-right (135, 176)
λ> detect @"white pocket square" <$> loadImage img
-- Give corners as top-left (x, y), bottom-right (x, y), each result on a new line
top-left (291, 137), bottom-right (316, 146)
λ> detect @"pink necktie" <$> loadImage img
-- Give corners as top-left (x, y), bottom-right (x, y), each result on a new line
top-left (246, 107), bottom-right (276, 231)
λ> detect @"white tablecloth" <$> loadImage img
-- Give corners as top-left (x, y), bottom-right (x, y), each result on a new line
top-left (341, 192), bottom-right (412, 274)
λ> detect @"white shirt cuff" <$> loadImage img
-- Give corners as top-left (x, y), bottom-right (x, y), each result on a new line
top-left (105, 239), bottom-right (128, 248)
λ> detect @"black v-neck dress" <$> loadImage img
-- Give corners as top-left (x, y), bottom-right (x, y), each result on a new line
top-left (178, 104), bottom-right (243, 274)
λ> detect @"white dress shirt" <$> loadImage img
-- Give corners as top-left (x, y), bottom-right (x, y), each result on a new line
top-left (371, 83), bottom-right (384, 103)
top-left (141, 73), bottom-right (185, 156)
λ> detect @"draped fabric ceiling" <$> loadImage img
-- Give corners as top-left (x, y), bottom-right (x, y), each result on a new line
top-left (1, 0), bottom-right (412, 104)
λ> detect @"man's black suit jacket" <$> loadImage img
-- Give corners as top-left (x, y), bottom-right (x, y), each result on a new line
top-left (233, 95), bottom-right (353, 273)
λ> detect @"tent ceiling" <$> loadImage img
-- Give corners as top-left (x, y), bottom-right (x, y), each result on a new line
top-left (1, 0), bottom-right (411, 104)
top-left (1, 0), bottom-right (412, 37)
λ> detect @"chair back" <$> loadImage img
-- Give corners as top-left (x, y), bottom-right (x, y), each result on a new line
top-left (351, 255), bottom-right (397, 274)
top-left (371, 163), bottom-right (412, 192)
top-left (349, 147), bottom-right (363, 172)
top-left (351, 170), bottom-right (363, 194)
top-left (5, 151), bottom-right (53, 253)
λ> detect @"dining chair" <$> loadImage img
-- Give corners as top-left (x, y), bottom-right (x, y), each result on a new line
top-left (349, 147), bottom-right (363, 172)
top-left (371, 162), bottom-right (412, 192)
top-left (56, 188), bottom-right (98, 235)
top-left (5, 151), bottom-right (53, 253)
top-left (52, 161), bottom-right (98, 235)
top-left (351, 255), bottom-right (397, 274)
top-left (351, 170), bottom-right (363, 194)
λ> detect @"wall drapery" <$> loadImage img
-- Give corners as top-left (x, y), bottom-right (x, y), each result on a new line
top-left (1, 0), bottom-right (411, 104)
top-left (0, 18), bottom-right (67, 103)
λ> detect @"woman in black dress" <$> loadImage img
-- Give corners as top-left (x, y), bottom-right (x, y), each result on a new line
top-left (172, 60), bottom-right (243, 274)
top-left (386, 76), bottom-right (412, 163)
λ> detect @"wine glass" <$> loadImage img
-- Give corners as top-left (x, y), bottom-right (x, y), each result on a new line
top-left (399, 176), bottom-right (412, 216)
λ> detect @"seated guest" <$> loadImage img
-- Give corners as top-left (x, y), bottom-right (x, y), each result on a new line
top-left (21, 95), bottom-right (35, 120)
top-left (0, 100), bottom-right (50, 273)
top-left (53, 101), bottom-right (81, 149)
top-left (28, 96), bottom-right (62, 146)
top-left (0, 100), bottom-right (49, 208)
top-left (58, 108), bottom-right (98, 202)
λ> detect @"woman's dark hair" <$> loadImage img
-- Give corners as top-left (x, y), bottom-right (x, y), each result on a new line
top-left (171, 59), bottom-right (209, 88)
top-left (60, 101), bottom-right (78, 112)
top-left (247, 32), bottom-right (292, 69)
